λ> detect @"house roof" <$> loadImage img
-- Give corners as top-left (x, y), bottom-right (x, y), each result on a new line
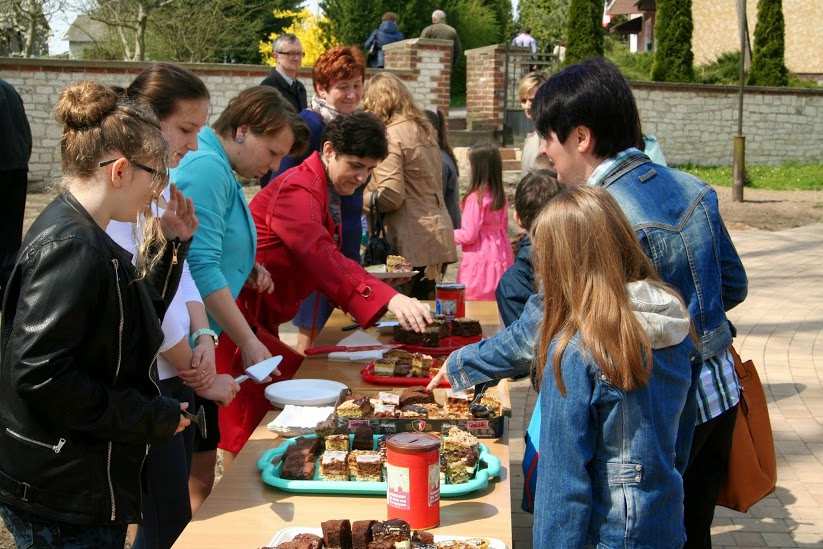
top-left (64, 15), bottom-right (108, 43)
top-left (606, 0), bottom-right (655, 16)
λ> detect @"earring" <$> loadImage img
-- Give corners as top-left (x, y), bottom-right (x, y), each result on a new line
top-left (235, 135), bottom-right (245, 144)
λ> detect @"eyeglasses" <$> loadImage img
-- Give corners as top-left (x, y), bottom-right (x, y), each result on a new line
top-left (276, 50), bottom-right (305, 58)
top-left (99, 157), bottom-right (163, 178)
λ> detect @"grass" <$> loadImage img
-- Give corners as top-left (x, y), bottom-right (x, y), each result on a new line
top-left (676, 163), bottom-right (823, 191)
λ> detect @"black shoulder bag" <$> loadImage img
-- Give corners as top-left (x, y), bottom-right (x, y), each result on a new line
top-left (363, 191), bottom-right (396, 266)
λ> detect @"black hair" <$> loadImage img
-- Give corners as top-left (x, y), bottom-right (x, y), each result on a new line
top-left (323, 112), bottom-right (388, 160)
top-left (532, 57), bottom-right (643, 159)
top-left (514, 169), bottom-right (562, 231)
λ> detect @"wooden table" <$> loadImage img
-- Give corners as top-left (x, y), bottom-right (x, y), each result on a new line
top-left (173, 302), bottom-right (512, 548)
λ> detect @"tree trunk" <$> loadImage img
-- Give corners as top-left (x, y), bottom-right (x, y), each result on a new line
top-left (135, 1), bottom-right (147, 61)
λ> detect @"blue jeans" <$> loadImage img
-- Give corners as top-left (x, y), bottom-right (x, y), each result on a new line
top-left (0, 503), bottom-right (126, 548)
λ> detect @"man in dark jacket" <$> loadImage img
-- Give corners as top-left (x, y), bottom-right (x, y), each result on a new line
top-left (260, 33), bottom-right (307, 113)
top-left (364, 12), bottom-right (405, 68)
top-left (495, 169), bottom-right (561, 327)
top-left (0, 79), bottom-right (32, 306)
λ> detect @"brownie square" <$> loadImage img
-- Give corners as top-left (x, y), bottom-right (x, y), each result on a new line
top-left (321, 519), bottom-right (352, 549)
top-left (353, 425), bottom-right (374, 451)
top-left (280, 453), bottom-right (315, 480)
top-left (399, 387), bottom-right (434, 408)
top-left (352, 520), bottom-right (376, 549)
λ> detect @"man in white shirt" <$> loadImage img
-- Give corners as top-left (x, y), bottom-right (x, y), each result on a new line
top-left (512, 28), bottom-right (538, 54)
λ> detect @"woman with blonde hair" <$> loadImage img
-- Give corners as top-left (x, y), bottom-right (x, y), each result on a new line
top-left (0, 81), bottom-right (196, 547)
top-left (363, 72), bottom-right (456, 298)
top-left (528, 187), bottom-right (696, 547)
top-left (518, 71), bottom-right (547, 172)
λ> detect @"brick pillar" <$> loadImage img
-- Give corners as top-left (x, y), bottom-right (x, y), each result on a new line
top-left (383, 38), bottom-right (453, 116)
top-left (465, 44), bottom-right (506, 131)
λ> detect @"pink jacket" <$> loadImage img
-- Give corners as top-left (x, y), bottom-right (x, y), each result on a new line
top-left (454, 190), bottom-right (514, 300)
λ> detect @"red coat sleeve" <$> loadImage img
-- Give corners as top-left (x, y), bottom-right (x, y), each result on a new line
top-left (267, 178), bottom-right (396, 327)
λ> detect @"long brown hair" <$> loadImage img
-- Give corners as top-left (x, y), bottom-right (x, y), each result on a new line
top-left (425, 108), bottom-right (459, 177)
top-left (55, 80), bottom-right (168, 277)
top-left (465, 144), bottom-right (505, 211)
top-left (363, 72), bottom-right (435, 142)
top-left (531, 187), bottom-right (668, 394)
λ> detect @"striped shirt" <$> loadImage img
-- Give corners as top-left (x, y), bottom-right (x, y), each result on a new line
top-left (588, 149), bottom-right (741, 424)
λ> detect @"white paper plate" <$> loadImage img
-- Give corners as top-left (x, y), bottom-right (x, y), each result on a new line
top-left (264, 379), bottom-right (347, 407)
top-left (267, 526), bottom-right (507, 548)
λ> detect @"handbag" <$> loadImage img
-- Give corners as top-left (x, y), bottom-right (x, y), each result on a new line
top-left (716, 346), bottom-right (777, 512)
top-left (363, 191), bottom-right (396, 266)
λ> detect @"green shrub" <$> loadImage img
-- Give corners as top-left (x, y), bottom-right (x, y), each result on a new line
top-left (652, 0), bottom-right (694, 82)
top-left (564, 0), bottom-right (604, 65)
top-left (605, 35), bottom-right (653, 81)
top-left (748, 0), bottom-right (789, 86)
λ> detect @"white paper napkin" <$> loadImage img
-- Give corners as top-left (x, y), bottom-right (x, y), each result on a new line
top-left (328, 330), bottom-right (387, 362)
top-left (267, 404), bottom-right (335, 435)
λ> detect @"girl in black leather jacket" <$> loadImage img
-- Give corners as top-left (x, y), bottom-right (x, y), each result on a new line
top-left (0, 81), bottom-right (198, 548)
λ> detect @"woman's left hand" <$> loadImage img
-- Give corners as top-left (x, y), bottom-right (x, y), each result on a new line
top-left (190, 338), bottom-right (217, 387)
top-left (387, 294), bottom-right (432, 333)
top-left (245, 263), bottom-right (274, 294)
top-left (160, 184), bottom-right (199, 241)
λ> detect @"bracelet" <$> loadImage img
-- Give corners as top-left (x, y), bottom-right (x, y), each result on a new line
top-left (190, 328), bottom-right (218, 349)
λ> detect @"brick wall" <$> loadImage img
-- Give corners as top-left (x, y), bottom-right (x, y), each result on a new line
top-left (0, 41), bottom-right (450, 185)
top-left (464, 46), bottom-right (823, 166)
top-left (465, 44), bottom-right (506, 131)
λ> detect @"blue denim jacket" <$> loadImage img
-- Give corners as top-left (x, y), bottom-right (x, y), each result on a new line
top-left (534, 332), bottom-right (696, 548)
top-left (596, 151), bottom-right (747, 360)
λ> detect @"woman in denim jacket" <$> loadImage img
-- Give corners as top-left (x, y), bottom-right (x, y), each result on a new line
top-left (529, 187), bottom-right (696, 547)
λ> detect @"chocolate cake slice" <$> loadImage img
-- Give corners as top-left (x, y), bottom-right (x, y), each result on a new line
top-left (353, 424), bottom-right (374, 451)
top-left (450, 318), bottom-right (482, 337)
top-left (280, 453), bottom-right (315, 480)
top-left (352, 520), bottom-right (376, 549)
top-left (371, 519), bottom-right (411, 544)
top-left (398, 387), bottom-right (434, 408)
top-left (273, 533), bottom-right (324, 549)
top-left (321, 519), bottom-right (352, 549)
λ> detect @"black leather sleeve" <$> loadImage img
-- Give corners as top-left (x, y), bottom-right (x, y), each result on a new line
top-left (6, 238), bottom-right (180, 445)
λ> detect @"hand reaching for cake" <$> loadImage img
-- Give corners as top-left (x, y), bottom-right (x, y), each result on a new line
top-left (387, 294), bottom-right (432, 333)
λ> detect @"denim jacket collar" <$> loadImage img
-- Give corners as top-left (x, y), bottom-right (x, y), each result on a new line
top-left (586, 147), bottom-right (650, 188)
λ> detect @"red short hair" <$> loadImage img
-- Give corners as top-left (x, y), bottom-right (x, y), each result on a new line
top-left (312, 46), bottom-right (366, 93)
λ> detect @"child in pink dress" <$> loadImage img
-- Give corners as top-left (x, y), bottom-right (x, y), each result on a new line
top-left (454, 144), bottom-right (514, 300)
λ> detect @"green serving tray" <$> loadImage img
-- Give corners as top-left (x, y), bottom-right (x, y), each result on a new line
top-left (256, 434), bottom-right (501, 497)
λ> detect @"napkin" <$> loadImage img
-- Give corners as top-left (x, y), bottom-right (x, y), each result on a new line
top-left (328, 330), bottom-right (387, 362)
top-left (267, 404), bottom-right (336, 436)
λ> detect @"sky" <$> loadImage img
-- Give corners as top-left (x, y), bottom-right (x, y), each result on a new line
top-left (48, 0), bottom-right (519, 55)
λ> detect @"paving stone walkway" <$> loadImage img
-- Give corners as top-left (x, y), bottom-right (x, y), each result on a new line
top-left (507, 223), bottom-right (823, 548)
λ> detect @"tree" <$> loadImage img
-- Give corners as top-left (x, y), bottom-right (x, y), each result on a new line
top-left (1, 0), bottom-right (56, 56)
top-left (748, 0), bottom-right (788, 86)
top-left (517, 0), bottom-right (570, 53)
top-left (79, 0), bottom-right (175, 61)
top-left (443, 0), bottom-right (500, 98)
top-left (318, 0), bottom-right (383, 47)
top-left (651, 0), bottom-right (695, 82)
top-left (484, 0), bottom-right (513, 41)
top-left (260, 9), bottom-right (330, 67)
top-left (564, 0), bottom-right (603, 65)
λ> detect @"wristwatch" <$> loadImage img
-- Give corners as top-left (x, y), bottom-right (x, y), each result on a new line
top-left (190, 328), bottom-right (219, 348)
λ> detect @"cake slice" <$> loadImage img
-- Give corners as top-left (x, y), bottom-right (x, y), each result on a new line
top-left (450, 318), bottom-right (482, 337)
top-left (445, 390), bottom-right (472, 417)
top-left (386, 255), bottom-right (412, 272)
top-left (377, 391), bottom-right (400, 406)
top-left (320, 451), bottom-right (349, 481)
top-left (373, 357), bottom-right (397, 377)
top-left (321, 519), bottom-right (353, 549)
top-left (354, 451), bottom-right (383, 481)
top-left (410, 353), bottom-right (433, 377)
top-left (398, 387), bottom-right (434, 408)
top-left (324, 433), bottom-right (350, 452)
top-left (373, 402), bottom-right (397, 418)
top-left (352, 520), bottom-right (377, 549)
top-left (336, 396), bottom-right (373, 419)
top-left (353, 424), bottom-right (374, 451)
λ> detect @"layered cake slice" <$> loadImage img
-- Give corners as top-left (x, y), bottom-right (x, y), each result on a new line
top-left (386, 255), bottom-right (413, 272)
top-left (443, 426), bottom-right (480, 484)
top-left (353, 451), bottom-right (382, 481)
top-left (445, 390), bottom-right (472, 417)
top-left (324, 433), bottom-right (350, 452)
top-left (320, 451), bottom-right (349, 481)
top-left (373, 356), bottom-right (397, 377)
top-left (336, 396), bottom-right (373, 419)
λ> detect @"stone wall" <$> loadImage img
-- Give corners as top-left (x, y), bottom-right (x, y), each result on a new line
top-left (633, 81), bottom-right (823, 166)
top-left (464, 46), bottom-right (823, 166)
top-left (0, 40), bottom-right (449, 185)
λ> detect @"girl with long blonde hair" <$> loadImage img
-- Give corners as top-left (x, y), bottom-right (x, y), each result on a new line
top-left (530, 187), bottom-right (697, 548)
top-left (363, 73), bottom-right (457, 298)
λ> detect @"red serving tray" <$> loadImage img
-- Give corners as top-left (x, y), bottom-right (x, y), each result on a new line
top-left (360, 362), bottom-right (451, 388)
top-left (394, 334), bottom-right (483, 357)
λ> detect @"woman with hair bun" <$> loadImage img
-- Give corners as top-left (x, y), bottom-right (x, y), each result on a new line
top-left (0, 81), bottom-right (197, 547)
top-left (106, 63), bottom-right (237, 548)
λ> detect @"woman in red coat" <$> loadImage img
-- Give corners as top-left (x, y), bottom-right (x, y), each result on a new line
top-left (218, 112), bottom-right (431, 454)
